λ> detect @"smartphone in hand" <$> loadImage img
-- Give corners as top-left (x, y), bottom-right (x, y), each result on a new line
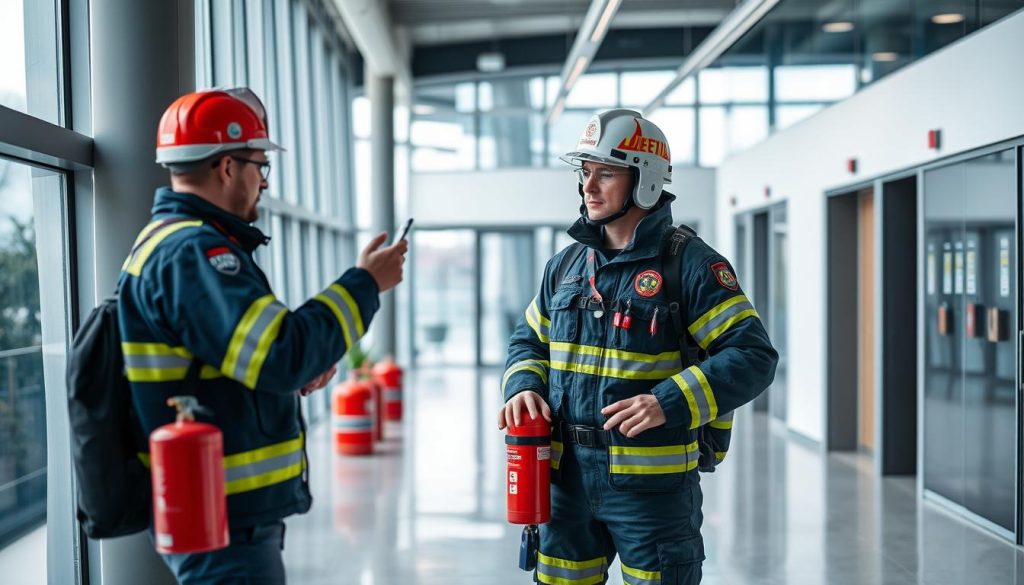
top-left (393, 218), bottom-right (414, 246)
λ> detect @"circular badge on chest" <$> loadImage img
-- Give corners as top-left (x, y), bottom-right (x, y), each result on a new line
top-left (634, 270), bottom-right (663, 297)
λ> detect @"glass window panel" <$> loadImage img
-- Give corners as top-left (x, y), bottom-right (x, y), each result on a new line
top-left (699, 67), bottom-right (768, 103)
top-left (412, 230), bottom-right (476, 366)
top-left (0, 0), bottom-right (60, 124)
top-left (566, 73), bottom-right (617, 108)
top-left (478, 81), bottom-right (493, 112)
top-left (620, 70), bottom-right (676, 107)
top-left (0, 158), bottom-right (68, 585)
top-left (665, 77), bottom-right (695, 105)
top-left (648, 108), bottom-right (696, 165)
top-left (529, 77), bottom-right (546, 109)
top-left (774, 65), bottom-right (857, 101)
top-left (698, 106), bottom-right (726, 167)
top-left (728, 105), bottom-right (769, 152)
top-left (479, 115), bottom-right (544, 169)
top-left (548, 110), bottom-right (596, 166)
top-left (481, 232), bottom-right (535, 365)
top-left (410, 116), bottom-right (475, 172)
top-left (545, 76), bottom-right (560, 107)
top-left (775, 104), bottom-right (826, 130)
top-left (352, 96), bottom-right (371, 138)
top-left (355, 139), bottom-right (371, 229)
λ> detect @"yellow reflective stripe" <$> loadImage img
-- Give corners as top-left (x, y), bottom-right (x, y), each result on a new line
top-left (715, 451), bottom-right (727, 461)
top-left (126, 367), bottom-right (189, 382)
top-left (122, 221), bottom-right (166, 269)
top-left (608, 444), bottom-right (691, 456)
top-left (331, 284), bottom-right (365, 338)
top-left (537, 553), bottom-right (606, 570)
top-left (549, 361), bottom-right (679, 381)
top-left (222, 294), bottom-right (277, 381)
top-left (138, 452), bottom-right (150, 467)
top-left (125, 365), bottom-right (223, 382)
top-left (554, 344), bottom-right (680, 364)
top-left (672, 374), bottom-right (701, 429)
top-left (537, 574), bottom-right (604, 585)
top-left (550, 440), bottom-right (563, 470)
top-left (125, 220), bottom-right (203, 276)
top-left (501, 359), bottom-right (550, 393)
top-left (242, 306), bottom-right (288, 389)
top-left (610, 461), bottom-right (697, 474)
top-left (525, 298), bottom-right (551, 343)
top-left (688, 295), bottom-right (747, 336)
top-left (122, 342), bottom-right (191, 357)
top-left (701, 308), bottom-right (758, 349)
top-left (315, 291), bottom-right (354, 348)
top-left (223, 434), bottom-right (304, 468)
top-left (622, 564), bottom-right (661, 581)
top-left (709, 419), bottom-right (733, 430)
top-left (691, 366), bottom-right (718, 421)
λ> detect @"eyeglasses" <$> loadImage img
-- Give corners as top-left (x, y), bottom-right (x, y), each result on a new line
top-left (574, 167), bottom-right (632, 185)
top-left (214, 155), bottom-right (271, 180)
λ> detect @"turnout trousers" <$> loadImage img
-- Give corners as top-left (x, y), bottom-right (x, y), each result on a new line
top-left (537, 442), bottom-right (705, 585)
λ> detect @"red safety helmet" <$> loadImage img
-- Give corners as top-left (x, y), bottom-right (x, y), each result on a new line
top-left (155, 87), bottom-right (284, 167)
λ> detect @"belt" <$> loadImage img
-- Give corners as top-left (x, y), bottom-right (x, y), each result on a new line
top-left (574, 297), bottom-right (608, 312)
top-left (560, 421), bottom-right (610, 448)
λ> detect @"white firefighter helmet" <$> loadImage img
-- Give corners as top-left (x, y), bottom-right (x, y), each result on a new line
top-left (559, 109), bottom-right (672, 210)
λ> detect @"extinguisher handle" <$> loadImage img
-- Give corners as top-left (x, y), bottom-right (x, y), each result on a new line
top-left (167, 395), bottom-right (214, 422)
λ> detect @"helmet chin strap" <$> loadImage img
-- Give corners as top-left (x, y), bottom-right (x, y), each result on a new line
top-left (577, 171), bottom-right (638, 227)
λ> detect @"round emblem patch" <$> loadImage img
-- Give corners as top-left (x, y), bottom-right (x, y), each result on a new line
top-left (227, 122), bottom-right (243, 140)
top-left (711, 261), bottom-right (739, 291)
top-left (634, 270), bottom-right (663, 297)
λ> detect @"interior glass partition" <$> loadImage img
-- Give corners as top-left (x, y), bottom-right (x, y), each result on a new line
top-left (922, 148), bottom-right (1017, 535)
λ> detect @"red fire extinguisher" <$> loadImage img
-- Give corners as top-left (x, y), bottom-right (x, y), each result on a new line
top-left (372, 357), bottom-right (404, 422)
top-left (506, 412), bottom-right (551, 571)
top-left (149, 396), bottom-right (229, 554)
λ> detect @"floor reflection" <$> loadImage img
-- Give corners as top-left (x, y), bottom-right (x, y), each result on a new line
top-left (284, 367), bottom-right (1024, 584)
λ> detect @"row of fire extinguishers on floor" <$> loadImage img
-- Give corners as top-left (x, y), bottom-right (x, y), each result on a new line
top-left (147, 358), bottom-right (405, 555)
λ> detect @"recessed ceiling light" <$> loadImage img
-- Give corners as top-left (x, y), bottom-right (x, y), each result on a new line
top-left (412, 105), bottom-right (436, 116)
top-left (872, 52), bottom-right (900, 62)
top-left (822, 21), bottom-right (855, 33)
top-left (932, 13), bottom-right (965, 24)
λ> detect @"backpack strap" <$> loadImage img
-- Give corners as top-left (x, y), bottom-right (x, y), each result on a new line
top-left (551, 242), bottom-right (586, 296)
top-left (661, 224), bottom-right (697, 368)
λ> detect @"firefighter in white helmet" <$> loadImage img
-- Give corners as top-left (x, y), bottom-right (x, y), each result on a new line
top-left (499, 109), bottom-right (778, 584)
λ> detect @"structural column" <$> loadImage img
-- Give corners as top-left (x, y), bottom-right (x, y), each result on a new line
top-left (86, 0), bottom-right (195, 583)
top-left (368, 71), bottom-right (397, 357)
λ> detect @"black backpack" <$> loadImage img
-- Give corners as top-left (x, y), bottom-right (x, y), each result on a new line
top-left (66, 219), bottom-right (197, 538)
top-left (554, 224), bottom-right (722, 472)
top-left (66, 294), bottom-right (152, 538)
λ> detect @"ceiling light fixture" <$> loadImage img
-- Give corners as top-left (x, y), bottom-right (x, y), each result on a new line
top-left (545, 0), bottom-right (623, 124)
top-left (822, 21), bottom-right (854, 33)
top-left (644, 0), bottom-right (781, 116)
top-left (872, 51), bottom-right (900, 62)
top-left (932, 13), bottom-right (965, 24)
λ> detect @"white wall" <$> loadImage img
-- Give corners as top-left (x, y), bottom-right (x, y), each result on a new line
top-left (411, 167), bottom-right (718, 245)
top-left (715, 12), bottom-right (1024, 442)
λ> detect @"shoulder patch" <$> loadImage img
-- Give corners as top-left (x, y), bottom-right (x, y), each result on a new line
top-left (207, 246), bottom-right (240, 275)
top-left (710, 261), bottom-right (738, 291)
top-left (635, 270), bottom-right (663, 297)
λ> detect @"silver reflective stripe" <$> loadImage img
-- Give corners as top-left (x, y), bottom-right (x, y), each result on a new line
top-left (549, 345), bottom-right (682, 379)
top-left (610, 452), bottom-right (693, 468)
top-left (319, 286), bottom-right (361, 341)
top-left (231, 300), bottom-right (287, 381)
top-left (623, 573), bottom-right (661, 585)
top-left (123, 353), bottom-right (190, 369)
top-left (538, 562), bottom-right (605, 582)
top-left (718, 410), bottom-right (735, 422)
top-left (678, 368), bottom-right (713, 426)
top-left (333, 417), bottom-right (373, 431)
top-left (223, 449), bottom-right (303, 483)
top-left (691, 298), bottom-right (756, 347)
top-left (525, 298), bottom-right (550, 342)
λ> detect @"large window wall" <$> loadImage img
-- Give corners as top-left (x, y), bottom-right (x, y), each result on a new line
top-left (411, 64), bottom-right (856, 172)
top-left (197, 0), bottom-right (359, 423)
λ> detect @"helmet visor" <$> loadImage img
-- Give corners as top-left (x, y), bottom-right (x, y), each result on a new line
top-left (222, 87), bottom-right (270, 132)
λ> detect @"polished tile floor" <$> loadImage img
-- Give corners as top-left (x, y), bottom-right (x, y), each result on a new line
top-left (284, 367), bottom-right (1024, 584)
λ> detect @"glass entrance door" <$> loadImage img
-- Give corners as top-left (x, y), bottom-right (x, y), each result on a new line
top-left (922, 149), bottom-right (1017, 536)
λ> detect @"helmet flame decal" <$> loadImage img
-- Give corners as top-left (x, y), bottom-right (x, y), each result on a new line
top-left (616, 119), bottom-right (670, 162)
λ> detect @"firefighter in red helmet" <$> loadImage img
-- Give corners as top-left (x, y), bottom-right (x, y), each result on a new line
top-left (120, 88), bottom-right (407, 584)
